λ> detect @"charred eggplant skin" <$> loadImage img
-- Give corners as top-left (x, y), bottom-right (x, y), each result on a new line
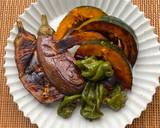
top-left (37, 15), bottom-right (84, 95)
top-left (15, 21), bottom-right (63, 103)
top-left (15, 21), bottom-right (36, 76)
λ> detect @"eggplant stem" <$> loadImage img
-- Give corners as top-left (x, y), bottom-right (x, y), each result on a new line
top-left (38, 15), bottom-right (55, 35)
top-left (41, 15), bottom-right (49, 26)
top-left (17, 21), bottom-right (25, 33)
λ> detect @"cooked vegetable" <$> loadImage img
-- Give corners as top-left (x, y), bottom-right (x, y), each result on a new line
top-left (95, 83), bottom-right (106, 109)
top-left (55, 6), bottom-right (107, 40)
top-left (55, 32), bottom-right (105, 53)
top-left (103, 85), bottom-right (127, 111)
top-left (15, 21), bottom-right (63, 103)
top-left (15, 21), bottom-right (36, 76)
top-left (58, 95), bottom-right (81, 118)
top-left (80, 82), bottom-right (104, 120)
top-left (76, 56), bottom-right (127, 118)
top-left (76, 56), bottom-right (114, 81)
top-left (14, 5), bottom-right (133, 119)
top-left (37, 15), bottom-right (84, 95)
top-left (75, 41), bottom-right (132, 89)
top-left (73, 15), bottom-right (138, 66)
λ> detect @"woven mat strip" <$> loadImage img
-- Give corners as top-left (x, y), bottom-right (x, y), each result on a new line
top-left (0, 0), bottom-right (159, 128)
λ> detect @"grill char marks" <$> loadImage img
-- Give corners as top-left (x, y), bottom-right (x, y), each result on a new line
top-left (15, 21), bottom-right (63, 103)
top-left (37, 15), bottom-right (85, 95)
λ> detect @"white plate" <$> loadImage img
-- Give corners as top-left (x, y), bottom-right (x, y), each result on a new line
top-left (4, 0), bottom-right (160, 128)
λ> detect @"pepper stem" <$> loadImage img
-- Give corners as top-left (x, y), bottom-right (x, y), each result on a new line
top-left (38, 15), bottom-right (55, 35)
top-left (17, 21), bottom-right (25, 33)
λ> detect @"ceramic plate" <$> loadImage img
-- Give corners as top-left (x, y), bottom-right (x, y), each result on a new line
top-left (4, 0), bottom-right (160, 128)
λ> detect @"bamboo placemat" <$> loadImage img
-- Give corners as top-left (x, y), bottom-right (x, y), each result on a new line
top-left (0, 0), bottom-right (159, 128)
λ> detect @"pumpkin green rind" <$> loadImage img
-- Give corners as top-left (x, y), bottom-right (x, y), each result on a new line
top-left (73, 16), bottom-right (138, 66)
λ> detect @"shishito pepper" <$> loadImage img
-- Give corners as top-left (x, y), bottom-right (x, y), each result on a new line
top-left (57, 94), bottom-right (81, 118)
top-left (103, 85), bottom-right (127, 111)
top-left (76, 56), bottom-right (114, 81)
top-left (80, 82), bottom-right (104, 120)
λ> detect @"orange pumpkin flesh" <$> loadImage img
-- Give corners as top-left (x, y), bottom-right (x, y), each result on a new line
top-left (73, 16), bottom-right (138, 66)
top-left (55, 32), bottom-right (106, 52)
top-left (55, 6), bottom-right (106, 40)
top-left (75, 43), bottom-right (132, 89)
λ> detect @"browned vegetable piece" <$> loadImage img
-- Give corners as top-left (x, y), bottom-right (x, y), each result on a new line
top-left (55, 6), bottom-right (106, 40)
top-left (15, 21), bottom-right (36, 76)
top-left (15, 21), bottom-right (63, 103)
top-left (75, 42), bottom-right (132, 89)
top-left (37, 15), bottom-right (84, 95)
top-left (55, 32), bottom-right (106, 53)
top-left (73, 16), bottom-right (138, 66)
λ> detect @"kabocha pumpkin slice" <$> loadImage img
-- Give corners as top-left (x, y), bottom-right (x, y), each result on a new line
top-left (15, 21), bottom-right (63, 103)
top-left (73, 16), bottom-right (138, 66)
top-left (55, 31), bottom-right (106, 53)
top-left (75, 41), bottom-right (132, 89)
top-left (55, 6), bottom-right (107, 40)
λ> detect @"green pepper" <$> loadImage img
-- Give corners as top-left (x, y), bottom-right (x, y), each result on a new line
top-left (80, 105), bottom-right (103, 120)
top-left (96, 83), bottom-right (104, 109)
top-left (103, 85), bottom-right (127, 111)
top-left (80, 82), bottom-right (105, 120)
top-left (76, 56), bottom-right (114, 81)
top-left (81, 82), bottom-right (95, 106)
top-left (82, 57), bottom-right (103, 78)
top-left (57, 95), bottom-right (81, 118)
top-left (103, 62), bottom-right (114, 77)
top-left (91, 64), bottom-right (104, 81)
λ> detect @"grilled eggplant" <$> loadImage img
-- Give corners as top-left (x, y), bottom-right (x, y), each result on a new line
top-left (14, 21), bottom-right (63, 103)
top-left (37, 15), bottom-right (84, 95)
